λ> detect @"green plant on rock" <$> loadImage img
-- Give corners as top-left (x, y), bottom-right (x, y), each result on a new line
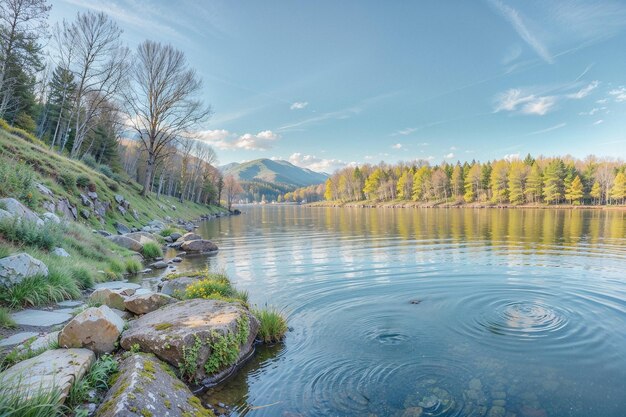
top-left (204, 315), bottom-right (250, 376)
top-left (141, 242), bottom-right (163, 259)
top-left (179, 335), bottom-right (203, 382)
top-left (0, 270), bottom-right (80, 308)
top-left (68, 354), bottom-right (118, 409)
top-left (0, 217), bottom-right (63, 250)
top-left (253, 307), bottom-right (288, 343)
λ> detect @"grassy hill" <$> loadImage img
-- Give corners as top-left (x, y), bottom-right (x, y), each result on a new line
top-left (221, 159), bottom-right (328, 188)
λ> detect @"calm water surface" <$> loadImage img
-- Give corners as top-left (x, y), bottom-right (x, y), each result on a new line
top-left (162, 206), bottom-right (626, 417)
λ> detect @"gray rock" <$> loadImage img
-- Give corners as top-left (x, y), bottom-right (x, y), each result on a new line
top-left (52, 247), bottom-right (70, 257)
top-left (57, 300), bottom-right (83, 308)
top-left (107, 235), bottom-right (143, 252)
top-left (11, 309), bottom-right (73, 327)
top-left (42, 212), bottom-right (61, 224)
top-left (0, 253), bottom-right (49, 288)
top-left (0, 331), bottom-right (39, 347)
top-left (89, 288), bottom-right (130, 310)
top-left (125, 232), bottom-right (159, 245)
top-left (59, 305), bottom-right (125, 354)
top-left (117, 205), bottom-right (127, 216)
top-left (147, 219), bottom-right (165, 230)
top-left (124, 292), bottom-right (176, 315)
top-left (0, 198), bottom-right (43, 225)
top-left (177, 232), bottom-right (202, 242)
top-left (0, 348), bottom-right (94, 404)
top-left (94, 281), bottom-right (141, 291)
top-left (169, 232), bottom-right (182, 240)
top-left (97, 229), bottom-right (112, 237)
top-left (94, 200), bottom-right (108, 218)
top-left (95, 353), bottom-right (211, 417)
top-left (171, 257), bottom-right (182, 263)
top-left (87, 191), bottom-right (98, 200)
top-left (132, 209), bottom-right (139, 221)
top-left (150, 261), bottom-right (167, 269)
top-left (114, 194), bottom-right (125, 204)
top-left (180, 239), bottom-right (218, 252)
top-left (36, 183), bottom-right (54, 197)
top-left (19, 331), bottom-right (59, 352)
top-left (79, 194), bottom-right (92, 206)
top-left (164, 236), bottom-right (172, 243)
top-left (168, 241), bottom-right (183, 249)
top-left (115, 221), bottom-right (130, 235)
top-left (120, 299), bottom-right (259, 384)
top-left (184, 223), bottom-right (194, 232)
top-left (57, 198), bottom-right (77, 220)
top-left (110, 308), bottom-right (132, 320)
top-left (80, 208), bottom-right (90, 219)
top-left (160, 277), bottom-right (199, 298)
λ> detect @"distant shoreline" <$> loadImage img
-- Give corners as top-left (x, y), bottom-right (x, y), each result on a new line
top-left (305, 201), bottom-right (626, 211)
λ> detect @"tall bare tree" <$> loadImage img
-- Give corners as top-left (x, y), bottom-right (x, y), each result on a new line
top-left (223, 175), bottom-right (242, 211)
top-left (124, 40), bottom-right (211, 196)
top-left (55, 12), bottom-right (128, 157)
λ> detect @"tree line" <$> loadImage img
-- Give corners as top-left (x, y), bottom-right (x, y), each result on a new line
top-left (0, 0), bottom-right (239, 207)
top-left (282, 154), bottom-right (626, 206)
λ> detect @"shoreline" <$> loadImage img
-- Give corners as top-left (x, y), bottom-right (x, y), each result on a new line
top-left (306, 201), bottom-right (626, 211)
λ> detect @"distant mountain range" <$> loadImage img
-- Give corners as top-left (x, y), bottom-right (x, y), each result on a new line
top-left (220, 158), bottom-right (328, 188)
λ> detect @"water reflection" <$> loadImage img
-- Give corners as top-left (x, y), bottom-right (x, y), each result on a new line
top-left (166, 207), bottom-right (625, 417)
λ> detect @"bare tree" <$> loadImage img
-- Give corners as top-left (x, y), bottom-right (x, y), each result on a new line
top-left (55, 12), bottom-right (128, 157)
top-left (124, 40), bottom-right (211, 196)
top-left (0, 0), bottom-right (50, 117)
top-left (223, 175), bottom-right (242, 211)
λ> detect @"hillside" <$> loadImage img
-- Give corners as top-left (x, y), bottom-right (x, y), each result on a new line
top-left (221, 159), bottom-right (328, 188)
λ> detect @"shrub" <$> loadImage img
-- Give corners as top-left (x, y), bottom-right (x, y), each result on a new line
top-left (80, 153), bottom-right (98, 169)
top-left (0, 217), bottom-right (63, 250)
top-left (124, 258), bottom-right (142, 274)
top-left (0, 118), bottom-right (46, 146)
top-left (0, 270), bottom-right (80, 308)
top-left (108, 259), bottom-right (125, 274)
top-left (98, 164), bottom-right (114, 179)
top-left (0, 157), bottom-right (38, 208)
top-left (141, 242), bottom-right (162, 259)
top-left (0, 307), bottom-right (16, 329)
top-left (58, 170), bottom-right (77, 192)
top-left (71, 267), bottom-right (95, 289)
top-left (185, 278), bottom-right (234, 300)
top-left (76, 175), bottom-right (91, 188)
top-left (253, 307), bottom-right (288, 343)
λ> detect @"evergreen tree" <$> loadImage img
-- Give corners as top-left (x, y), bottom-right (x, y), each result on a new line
top-left (490, 160), bottom-right (509, 203)
top-left (543, 159), bottom-right (566, 204)
top-left (508, 161), bottom-right (526, 205)
top-left (523, 153), bottom-right (535, 166)
top-left (610, 172), bottom-right (626, 204)
top-left (565, 175), bottom-right (584, 205)
top-left (590, 181), bottom-right (602, 205)
top-left (525, 162), bottom-right (543, 203)
top-left (481, 162), bottom-right (492, 200)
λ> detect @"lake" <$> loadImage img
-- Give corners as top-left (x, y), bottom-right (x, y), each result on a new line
top-left (163, 206), bottom-right (626, 417)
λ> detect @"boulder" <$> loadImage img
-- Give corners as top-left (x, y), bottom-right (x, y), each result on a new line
top-left (107, 235), bottom-right (143, 252)
top-left (42, 212), bottom-right (61, 224)
top-left (79, 194), bottom-right (92, 206)
top-left (164, 236), bottom-right (172, 243)
top-left (170, 232), bottom-right (182, 241)
top-left (80, 208), bottom-right (90, 219)
top-left (0, 208), bottom-right (12, 221)
top-left (59, 305), bottom-right (125, 354)
top-left (57, 198), bottom-right (77, 220)
top-left (89, 287), bottom-right (131, 310)
top-left (151, 260), bottom-right (167, 269)
top-left (120, 299), bottom-right (259, 384)
top-left (0, 253), bottom-right (49, 288)
top-left (171, 257), bottom-right (182, 263)
top-left (147, 219), bottom-right (165, 230)
top-left (124, 292), bottom-right (176, 315)
top-left (87, 191), bottom-right (98, 200)
top-left (177, 232), bottom-right (202, 242)
top-left (160, 276), bottom-right (199, 297)
top-left (0, 198), bottom-right (43, 225)
top-left (180, 239), bottom-right (218, 252)
top-left (125, 231), bottom-right (159, 245)
top-left (184, 223), bottom-right (194, 232)
top-left (117, 205), bottom-right (127, 216)
top-left (52, 247), bottom-right (70, 257)
top-left (97, 229), bottom-right (112, 237)
top-left (0, 348), bottom-right (94, 403)
top-left (36, 183), bottom-right (54, 197)
top-left (168, 241), bottom-right (183, 249)
top-left (114, 194), bottom-right (125, 204)
top-left (94, 200), bottom-right (108, 218)
top-left (115, 222), bottom-right (131, 235)
top-left (95, 353), bottom-right (212, 417)
top-left (132, 209), bottom-right (139, 221)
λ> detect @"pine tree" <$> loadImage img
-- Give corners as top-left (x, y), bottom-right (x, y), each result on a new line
top-left (464, 164), bottom-right (481, 203)
top-left (610, 172), bottom-right (626, 204)
top-left (508, 161), bottom-right (526, 205)
top-left (543, 159), bottom-right (566, 204)
top-left (590, 181), bottom-right (602, 205)
top-left (565, 175), bottom-right (584, 205)
top-left (523, 153), bottom-right (535, 166)
top-left (451, 163), bottom-right (464, 199)
top-left (490, 160), bottom-right (509, 203)
top-left (481, 162), bottom-right (492, 200)
top-left (525, 162), bottom-right (543, 204)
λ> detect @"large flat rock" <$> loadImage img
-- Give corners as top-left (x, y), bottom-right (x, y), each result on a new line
top-left (107, 235), bottom-right (143, 252)
top-left (0, 253), bottom-right (49, 288)
top-left (0, 331), bottom-right (38, 347)
top-left (96, 353), bottom-right (213, 417)
top-left (94, 281), bottom-right (141, 291)
top-left (12, 309), bottom-right (73, 327)
top-left (120, 299), bottom-right (259, 384)
top-left (0, 348), bottom-right (94, 402)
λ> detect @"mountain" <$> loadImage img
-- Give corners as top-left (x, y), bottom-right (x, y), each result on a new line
top-left (220, 159), bottom-right (328, 188)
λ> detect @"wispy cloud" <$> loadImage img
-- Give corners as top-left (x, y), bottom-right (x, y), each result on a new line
top-left (609, 87), bottom-right (626, 102)
top-left (579, 107), bottom-right (606, 116)
top-left (288, 153), bottom-right (353, 174)
top-left (444, 152), bottom-right (455, 159)
top-left (489, 0), bottom-right (553, 63)
top-left (290, 101), bottom-right (308, 110)
top-left (504, 153), bottom-right (521, 161)
top-left (593, 119), bottom-right (604, 125)
top-left (528, 122), bottom-right (566, 135)
top-left (494, 89), bottom-right (556, 115)
top-left (197, 129), bottom-right (279, 150)
top-left (392, 143), bottom-right (404, 149)
top-left (521, 96), bottom-right (556, 115)
top-left (567, 80), bottom-right (599, 99)
top-left (392, 127), bottom-right (417, 136)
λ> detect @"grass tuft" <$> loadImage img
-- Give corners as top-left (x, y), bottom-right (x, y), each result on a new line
top-left (124, 258), bottom-right (142, 274)
top-left (0, 307), bottom-right (16, 329)
top-left (253, 307), bottom-right (288, 343)
top-left (68, 354), bottom-right (118, 409)
top-left (0, 378), bottom-right (63, 417)
top-left (0, 270), bottom-right (80, 308)
top-left (141, 242), bottom-right (162, 259)
top-left (0, 217), bottom-right (63, 250)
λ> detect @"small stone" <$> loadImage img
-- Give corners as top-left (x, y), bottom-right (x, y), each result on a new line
top-left (52, 247), bottom-right (70, 257)
top-left (151, 261), bottom-right (167, 269)
top-left (0, 253), bottom-right (49, 288)
top-left (171, 257), bottom-right (182, 263)
top-left (402, 407), bottom-right (424, 417)
top-left (59, 306), bottom-right (125, 354)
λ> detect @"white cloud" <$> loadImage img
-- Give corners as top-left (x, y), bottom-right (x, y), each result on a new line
top-left (197, 129), bottom-right (279, 150)
top-left (290, 101), bottom-right (308, 110)
top-left (609, 87), bottom-right (626, 102)
top-left (426, 156), bottom-right (436, 162)
top-left (567, 80), bottom-right (599, 99)
top-left (579, 107), bottom-right (605, 116)
top-left (489, 0), bottom-right (553, 64)
top-left (593, 119), bottom-right (604, 125)
top-left (444, 152), bottom-right (455, 159)
top-left (364, 155), bottom-right (374, 160)
top-left (528, 122), bottom-right (566, 135)
top-left (504, 153), bottom-right (521, 161)
top-left (450, 146), bottom-right (457, 150)
top-left (288, 153), bottom-right (352, 174)
top-left (393, 127), bottom-right (417, 136)
top-left (392, 143), bottom-right (403, 149)
top-left (494, 89), bottom-right (535, 112)
top-left (596, 98), bottom-right (608, 104)
top-left (521, 96), bottom-right (556, 115)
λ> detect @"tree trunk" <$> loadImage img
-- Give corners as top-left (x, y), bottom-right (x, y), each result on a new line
top-left (142, 152), bottom-right (155, 196)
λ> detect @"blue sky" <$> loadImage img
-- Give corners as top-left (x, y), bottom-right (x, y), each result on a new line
top-left (51, 0), bottom-right (626, 173)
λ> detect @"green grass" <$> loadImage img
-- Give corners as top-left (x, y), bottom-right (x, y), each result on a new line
top-left (158, 227), bottom-right (182, 237)
top-left (68, 354), bottom-right (118, 410)
top-left (0, 336), bottom-right (60, 371)
top-left (0, 306), bottom-right (16, 329)
top-left (0, 217), bottom-right (63, 250)
top-left (141, 242), bottom-right (163, 259)
top-left (253, 307), bottom-right (288, 343)
top-left (0, 380), bottom-right (63, 417)
top-left (0, 270), bottom-right (81, 308)
top-left (0, 155), bottom-right (39, 209)
top-left (124, 257), bottom-right (142, 274)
